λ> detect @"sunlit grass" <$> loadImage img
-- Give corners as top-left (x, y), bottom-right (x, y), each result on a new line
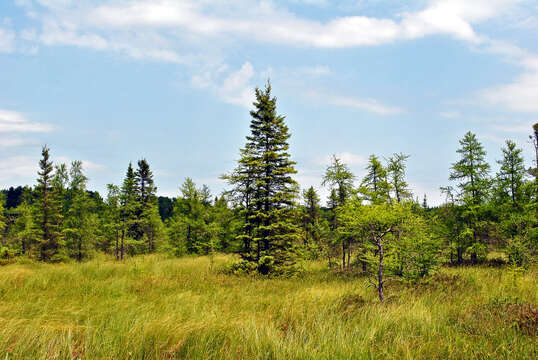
top-left (0, 254), bottom-right (536, 359)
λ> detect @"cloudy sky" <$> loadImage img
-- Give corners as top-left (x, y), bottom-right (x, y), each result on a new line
top-left (1, 0), bottom-right (537, 205)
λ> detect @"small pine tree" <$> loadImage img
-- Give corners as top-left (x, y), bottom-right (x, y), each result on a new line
top-left (34, 146), bottom-right (64, 261)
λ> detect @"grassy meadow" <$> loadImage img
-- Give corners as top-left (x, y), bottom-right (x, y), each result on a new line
top-left (0, 254), bottom-right (536, 359)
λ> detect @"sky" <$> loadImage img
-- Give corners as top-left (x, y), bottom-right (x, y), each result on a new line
top-left (1, 0), bottom-right (537, 206)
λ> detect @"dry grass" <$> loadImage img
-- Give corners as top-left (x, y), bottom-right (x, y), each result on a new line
top-left (0, 254), bottom-right (536, 359)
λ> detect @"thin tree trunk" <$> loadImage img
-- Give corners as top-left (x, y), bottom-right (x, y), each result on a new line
top-left (342, 241), bottom-right (346, 269)
top-left (377, 238), bottom-right (384, 303)
top-left (115, 229), bottom-right (119, 261)
top-left (121, 228), bottom-right (125, 260)
top-left (347, 244), bottom-right (351, 269)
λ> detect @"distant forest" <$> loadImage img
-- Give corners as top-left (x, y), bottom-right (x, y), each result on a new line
top-left (1, 83), bottom-right (537, 301)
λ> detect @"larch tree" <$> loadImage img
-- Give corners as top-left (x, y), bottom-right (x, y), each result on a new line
top-left (360, 155), bottom-right (391, 204)
top-left (63, 161), bottom-right (93, 261)
top-left (322, 155), bottom-right (355, 268)
top-left (449, 131), bottom-right (490, 263)
top-left (496, 140), bottom-right (526, 208)
top-left (387, 153), bottom-right (411, 204)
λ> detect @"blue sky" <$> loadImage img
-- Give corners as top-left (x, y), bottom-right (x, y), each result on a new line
top-left (1, 0), bottom-right (537, 205)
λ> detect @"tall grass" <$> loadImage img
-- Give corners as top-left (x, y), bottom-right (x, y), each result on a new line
top-left (0, 254), bottom-right (536, 359)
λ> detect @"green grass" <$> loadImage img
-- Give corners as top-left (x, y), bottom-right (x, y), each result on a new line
top-left (0, 255), bottom-right (536, 359)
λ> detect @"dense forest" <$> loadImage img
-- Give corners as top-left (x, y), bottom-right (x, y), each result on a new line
top-left (1, 83), bottom-right (537, 302)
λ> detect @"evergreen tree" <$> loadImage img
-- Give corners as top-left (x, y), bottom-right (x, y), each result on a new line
top-left (34, 146), bottom-right (63, 261)
top-left (119, 163), bottom-right (137, 259)
top-left (222, 143), bottom-right (258, 261)
top-left (63, 161), bottom-right (93, 261)
top-left (302, 186), bottom-right (321, 246)
top-left (104, 184), bottom-right (121, 258)
top-left (225, 81), bottom-right (299, 273)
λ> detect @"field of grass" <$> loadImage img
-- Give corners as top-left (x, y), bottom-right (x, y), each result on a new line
top-left (0, 254), bottom-right (536, 359)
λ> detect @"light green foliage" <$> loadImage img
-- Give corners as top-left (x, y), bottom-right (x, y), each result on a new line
top-left (359, 154), bottom-right (391, 204)
top-left (387, 153), bottom-right (411, 203)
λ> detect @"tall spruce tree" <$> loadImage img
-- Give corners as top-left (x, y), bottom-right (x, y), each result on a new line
top-left (34, 146), bottom-right (63, 261)
top-left (134, 159), bottom-right (161, 252)
top-left (225, 81), bottom-right (299, 273)
top-left (119, 163), bottom-right (137, 259)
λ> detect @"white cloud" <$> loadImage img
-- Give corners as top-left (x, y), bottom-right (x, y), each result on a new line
top-left (0, 110), bottom-right (54, 133)
top-left (475, 40), bottom-right (538, 113)
top-left (0, 156), bottom-right (38, 183)
top-left (15, 0), bottom-right (523, 62)
top-left (480, 68), bottom-right (538, 113)
top-left (492, 122), bottom-right (535, 133)
top-left (192, 62), bottom-right (255, 108)
top-left (318, 152), bottom-right (368, 166)
top-left (0, 136), bottom-right (37, 148)
top-left (0, 27), bottom-right (15, 53)
top-left (327, 94), bottom-right (404, 115)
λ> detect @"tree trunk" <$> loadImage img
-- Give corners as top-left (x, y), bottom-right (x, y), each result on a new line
top-left (342, 241), bottom-right (346, 269)
top-left (347, 244), bottom-right (351, 269)
top-left (115, 229), bottom-right (119, 261)
top-left (120, 228), bottom-right (125, 260)
top-left (377, 238), bottom-right (384, 303)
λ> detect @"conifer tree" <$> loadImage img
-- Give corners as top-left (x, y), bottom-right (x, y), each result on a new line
top-left (302, 186), bottom-right (321, 245)
top-left (361, 155), bottom-right (391, 204)
top-left (449, 131), bottom-right (490, 263)
top-left (225, 81), bottom-right (299, 273)
top-left (11, 199), bottom-right (35, 255)
top-left (34, 146), bottom-right (63, 261)
top-left (387, 153), bottom-right (411, 203)
top-left (105, 184), bottom-right (121, 259)
top-left (63, 161), bottom-right (93, 261)
top-left (496, 140), bottom-right (526, 208)
top-left (134, 159), bottom-right (161, 252)
top-left (450, 132), bottom-right (490, 204)
top-left (322, 155), bottom-right (355, 268)
top-left (119, 163), bottom-right (137, 259)
top-left (222, 144), bottom-right (258, 261)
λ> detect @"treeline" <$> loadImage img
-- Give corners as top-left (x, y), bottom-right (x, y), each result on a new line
top-left (0, 83), bottom-right (537, 300)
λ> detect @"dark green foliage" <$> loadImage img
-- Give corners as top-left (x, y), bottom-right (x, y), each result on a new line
top-left (224, 81), bottom-right (300, 273)
top-left (158, 196), bottom-right (174, 221)
top-left (34, 146), bottom-right (64, 262)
